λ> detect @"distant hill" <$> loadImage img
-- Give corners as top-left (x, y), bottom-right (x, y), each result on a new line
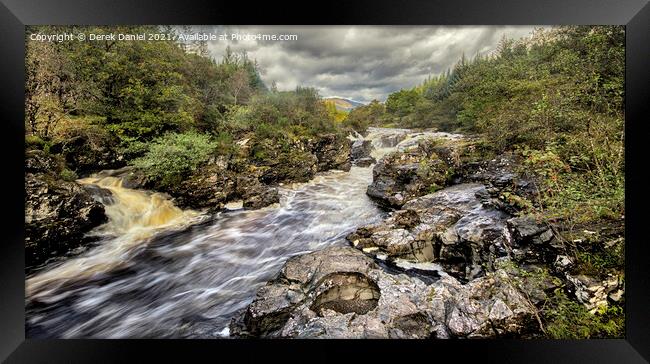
top-left (324, 97), bottom-right (366, 112)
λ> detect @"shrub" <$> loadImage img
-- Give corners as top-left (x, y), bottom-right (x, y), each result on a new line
top-left (131, 131), bottom-right (218, 187)
top-left (59, 168), bottom-right (78, 182)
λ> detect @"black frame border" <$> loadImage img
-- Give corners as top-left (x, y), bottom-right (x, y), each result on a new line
top-left (1, 0), bottom-right (648, 362)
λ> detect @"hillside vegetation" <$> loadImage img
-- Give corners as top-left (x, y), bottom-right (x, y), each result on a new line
top-left (25, 25), bottom-right (346, 186)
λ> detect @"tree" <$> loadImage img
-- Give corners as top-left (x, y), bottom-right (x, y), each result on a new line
top-left (385, 89), bottom-right (421, 117)
top-left (25, 29), bottom-right (85, 138)
top-left (229, 68), bottom-right (252, 105)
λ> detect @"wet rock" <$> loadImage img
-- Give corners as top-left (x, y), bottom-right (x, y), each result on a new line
top-left (114, 167), bottom-right (148, 189)
top-left (367, 139), bottom-right (460, 209)
top-left (351, 139), bottom-right (372, 159)
top-left (165, 156), bottom-right (237, 212)
top-left (351, 139), bottom-right (376, 166)
top-left (355, 157), bottom-right (376, 167)
top-left (230, 246), bottom-right (536, 338)
top-left (258, 148), bottom-right (318, 184)
top-left (163, 158), bottom-right (282, 212)
top-left (310, 133), bottom-right (352, 172)
top-left (82, 184), bottom-right (115, 205)
top-left (25, 150), bottom-right (107, 271)
top-left (457, 152), bottom-right (539, 214)
top-left (242, 187), bottom-right (279, 209)
top-left (393, 209), bottom-right (420, 229)
top-left (506, 216), bottom-right (564, 264)
top-left (350, 183), bottom-right (512, 281)
top-left (460, 153), bottom-right (519, 186)
top-left (553, 255), bottom-right (573, 273)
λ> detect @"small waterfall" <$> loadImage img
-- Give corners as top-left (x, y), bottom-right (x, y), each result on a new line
top-left (26, 175), bottom-right (204, 299)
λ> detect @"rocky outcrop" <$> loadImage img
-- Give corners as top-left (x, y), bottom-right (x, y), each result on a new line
top-left (455, 151), bottom-right (540, 214)
top-left (309, 133), bottom-right (351, 172)
top-left (159, 156), bottom-right (279, 213)
top-left (565, 273), bottom-right (624, 313)
top-left (506, 216), bottom-right (563, 265)
top-left (25, 150), bottom-right (107, 271)
top-left (366, 139), bottom-right (460, 209)
top-left (230, 246), bottom-right (537, 338)
top-left (50, 132), bottom-right (124, 174)
top-left (350, 139), bottom-right (376, 167)
top-left (257, 148), bottom-right (319, 184)
top-left (147, 133), bottom-right (351, 213)
top-left (349, 183), bottom-right (513, 281)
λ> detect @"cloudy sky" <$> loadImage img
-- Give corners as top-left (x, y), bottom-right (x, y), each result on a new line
top-left (194, 26), bottom-right (539, 103)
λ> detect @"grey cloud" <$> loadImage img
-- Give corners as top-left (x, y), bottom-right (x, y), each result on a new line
top-left (195, 26), bottom-right (538, 103)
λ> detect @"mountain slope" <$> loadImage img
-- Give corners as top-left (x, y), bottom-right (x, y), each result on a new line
top-left (324, 97), bottom-right (365, 112)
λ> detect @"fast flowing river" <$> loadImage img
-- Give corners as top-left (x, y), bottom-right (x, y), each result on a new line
top-left (25, 128), bottom-right (461, 338)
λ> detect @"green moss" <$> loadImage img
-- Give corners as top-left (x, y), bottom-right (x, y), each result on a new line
top-left (427, 287), bottom-right (436, 302)
top-left (26, 134), bottom-right (46, 149)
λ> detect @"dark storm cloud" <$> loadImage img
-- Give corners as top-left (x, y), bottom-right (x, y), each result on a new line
top-left (196, 26), bottom-right (538, 103)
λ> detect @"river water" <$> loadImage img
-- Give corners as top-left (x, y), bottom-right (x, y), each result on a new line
top-left (25, 128), bottom-right (461, 338)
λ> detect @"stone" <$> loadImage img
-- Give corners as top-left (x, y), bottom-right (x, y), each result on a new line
top-left (231, 246), bottom-right (536, 339)
top-left (565, 273), bottom-right (623, 312)
top-left (350, 183), bottom-right (512, 281)
top-left (366, 138), bottom-right (460, 209)
top-left (25, 150), bottom-right (107, 271)
top-left (553, 255), bottom-right (573, 272)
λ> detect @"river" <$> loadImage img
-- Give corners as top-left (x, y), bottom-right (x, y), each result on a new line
top-left (25, 128), bottom-right (462, 338)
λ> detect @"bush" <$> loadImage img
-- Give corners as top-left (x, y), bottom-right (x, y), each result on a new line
top-left (131, 131), bottom-right (218, 187)
top-left (59, 168), bottom-right (78, 182)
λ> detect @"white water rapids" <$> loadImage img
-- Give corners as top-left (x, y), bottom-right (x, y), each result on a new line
top-left (25, 128), bottom-right (462, 338)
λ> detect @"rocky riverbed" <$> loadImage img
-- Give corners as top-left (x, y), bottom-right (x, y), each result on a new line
top-left (229, 128), bottom-right (624, 338)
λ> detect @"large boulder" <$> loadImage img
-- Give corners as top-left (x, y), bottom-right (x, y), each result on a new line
top-left (366, 139), bottom-right (460, 209)
top-left (163, 156), bottom-right (238, 212)
top-left (235, 166), bottom-right (280, 210)
top-left (230, 246), bottom-right (537, 338)
top-left (258, 148), bottom-right (318, 184)
top-left (506, 216), bottom-right (564, 264)
top-left (25, 150), bottom-right (107, 271)
top-left (162, 157), bottom-right (279, 212)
